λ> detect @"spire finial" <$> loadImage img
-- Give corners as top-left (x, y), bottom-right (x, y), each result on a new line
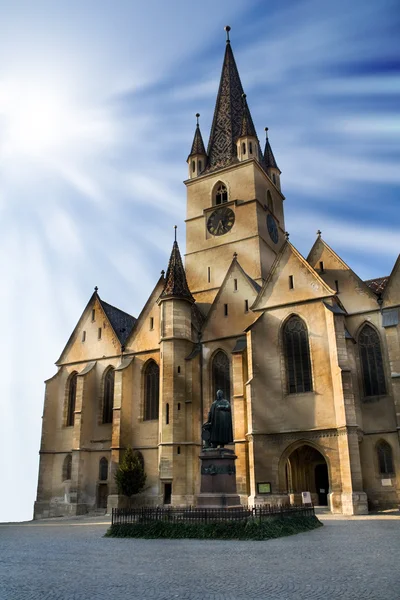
top-left (196, 113), bottom-right (200, 126)
top-left (317, 229), bottom-right (322, 238)
top-left (285, 231), bottom-right (290, 241)
top-left (224, 25), bottom-right (231, 43)
top-left (265, 127), bottom-right (269, 139)
top-left (94, 286), bottom-right (98, 293)
top-left (161, 269), bottom-right (165, 277)
top-left (233, 252), bottom-right (238, 259)
top-left (174, 225), bottom-right (177, 242)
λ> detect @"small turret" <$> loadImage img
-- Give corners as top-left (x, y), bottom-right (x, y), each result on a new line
top-left (264, 127), bottom-right (281, 190)
top-left (187, 113), bottom-right (207, 179)
top-left (236, 94), bottom-right (259, 162)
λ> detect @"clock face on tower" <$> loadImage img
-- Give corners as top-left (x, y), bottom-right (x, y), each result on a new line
top-left (207, 207), bottom-right (235, 236)
top-left (267, 214), bottom-right (278, 244)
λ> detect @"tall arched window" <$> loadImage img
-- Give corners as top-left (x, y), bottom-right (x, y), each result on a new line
top-left (66, 373), bottom-right (77, 426)
top-left (144, 361), bottom-right (160, 421)
top-left (62, 454), bottom-right (72, 481)
top-left (102, 368), bottom-right (115, 424)
top-left (376, 441), bottom-right (394, 475)
top-left (214, 183), bottom-right (228, 205)
top-left (359, 324), bottom-right (386, 397)
top-left (284, 316), bottom-right (312, 394)
top-left (212, 351), bottom-right (230, 401)
top-left (99, 457), bottom-right (108, 481)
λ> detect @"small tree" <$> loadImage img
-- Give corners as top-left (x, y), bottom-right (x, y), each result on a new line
top-left (115, 447), bottom-right (146, 504)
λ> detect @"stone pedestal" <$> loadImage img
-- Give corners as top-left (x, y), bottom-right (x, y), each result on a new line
top-left (196, 448), bottom-right (241, 508)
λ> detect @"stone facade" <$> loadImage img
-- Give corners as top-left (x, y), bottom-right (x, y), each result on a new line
top-left (34, 33), bottom-right (400, 519)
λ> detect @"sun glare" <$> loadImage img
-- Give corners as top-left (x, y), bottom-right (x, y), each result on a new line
top-left (0, 79), bottom-right (78, 159)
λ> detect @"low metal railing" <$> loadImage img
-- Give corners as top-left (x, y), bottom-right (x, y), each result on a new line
top-left (111, 504), bottom-right (314, 526)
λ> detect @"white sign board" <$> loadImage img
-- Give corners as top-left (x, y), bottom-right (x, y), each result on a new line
top-left (302, 491), bottom-right (312, 505)
top-left (381, 479), bottom-right (392, 486)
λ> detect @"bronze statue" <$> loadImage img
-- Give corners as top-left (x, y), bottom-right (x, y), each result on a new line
top-left (202, 389), bottom-right (233, 448)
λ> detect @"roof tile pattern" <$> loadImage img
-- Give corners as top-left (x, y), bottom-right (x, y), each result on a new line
top-left (159, 241), bottom-right (194, 303)
top-left (206, 42), bottom-right (261, 173)
top-left (264, 137), bottom-right (279, 170)
top-left (188, 124), bottom-right (207, 158)
top-left (99, 298), bottom-right (136, 345)
top-left (364, 276), bottom-right (389, 295)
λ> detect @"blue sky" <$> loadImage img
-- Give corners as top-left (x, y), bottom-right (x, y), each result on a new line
top-left (0, 0), bottom-right (398, 521)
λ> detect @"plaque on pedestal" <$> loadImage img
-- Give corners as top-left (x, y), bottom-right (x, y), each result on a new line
top-left (196, 448), bottom-right (240, 508)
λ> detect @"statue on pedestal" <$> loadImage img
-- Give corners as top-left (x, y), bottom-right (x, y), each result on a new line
top-left (202, 389), bottom-right (233, 448)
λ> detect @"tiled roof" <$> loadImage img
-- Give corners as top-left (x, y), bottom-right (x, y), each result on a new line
top-left (264, 136), bottom-right (279, 171)
top-left (188, 124), bottom-right (206, 158)
top-left (99, 298), bottom-right (136, 345)
top-left (159, 241), bottom-right (194, 303)
top-left (206, 41), bottom-right (261, 173)
top-left (364, 276), bottom-right (389, 295)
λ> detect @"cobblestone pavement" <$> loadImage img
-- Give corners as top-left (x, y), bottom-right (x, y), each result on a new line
top-left (1, 514), bottom-right (399, 600)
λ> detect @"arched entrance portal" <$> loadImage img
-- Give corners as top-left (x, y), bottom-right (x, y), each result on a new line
top-left (285, 445), bottom-right (329, 506)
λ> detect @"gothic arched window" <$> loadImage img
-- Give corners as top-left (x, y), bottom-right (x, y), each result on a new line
top-left (214, 183), bottom-right (228, 205)
top-left (144, 361), bottom-right (160, 421)
top-left (102, 368), bottom-right (115, 424)
top-left (359, 324), bottom-right (386, 397)
top-left (376, 441), bottom-right (394, 475)
top-left (99, 457), bottom-right (108, 481)
top-left (212, 351), bottom-right (230, 401)
top-left (66, 373), bottom-right (77, 426)
top-left (62, 454), bottom-right (72, 481)
top-left (284, 316), bottom-right (312, 394)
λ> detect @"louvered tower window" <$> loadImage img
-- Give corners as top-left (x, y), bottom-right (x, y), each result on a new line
top-left (62, 454), bottom-right (72, 481)
top-left (99, 457), bottom-right (108, 481)
top-left (215, 183), bottom-right (228, 205)
top-left (284, 317), bottom-right (312, 394)
top-left (144, 361), bottom-right (160, 421)
top-left (376, 441), bottom-right (394, 475)
top-left (212, 351), bottom-right (230, 401)
top-left (359, 324), bottom-right (386, 397)
top-left (102, 368), bottom-right (115, 424)
top-left (66, 373), bottom-right (77, 426)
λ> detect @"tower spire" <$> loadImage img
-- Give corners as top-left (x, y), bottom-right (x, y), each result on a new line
top-left (187, 113), bottom-right (207, 178)
top-left (159, 232), bottom-right (194, 303)
top-left (206, 26), bottom-right (260, 173)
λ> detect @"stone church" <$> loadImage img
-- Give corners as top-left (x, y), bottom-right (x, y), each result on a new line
top-left (34, 29), bottom-right (400, 518)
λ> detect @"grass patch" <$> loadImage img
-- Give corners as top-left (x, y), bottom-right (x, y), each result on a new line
top-left (105, 515), bottom-right (322, 540)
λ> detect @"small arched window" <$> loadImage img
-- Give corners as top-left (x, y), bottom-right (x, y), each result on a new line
top-left (359, 324), bottom-right (386, 397)
top-left (272, 173), bottom-right (276, 184)
top-left (198, 160), bottom-right (202, 172)
top-left (192, 160), bottom-right (195, 173)
top-left (102, 368), bottom-right (115, 424)
top-left (212, 351), bottom-right (230, 401)
top-left (144, 361), bottom-right (160, 421)
top-left (376, 441), bottom-right (394, 475)
top-left (62, 454), bottom-right (72, 481)
top-left (284, 316), bottom-right (312, 394)
top-left (215, 183), bottom-right (228, 205)
top-left (249, 142), bottom-right (253, 155)
top-left (66, 373), bottom-right (77, 426)
top-left (99, 457), bottom-right (108, 481)
top-left (266, 190), bottom-right (273, 213)
top-left (242, 142), bottom-right (246, 155)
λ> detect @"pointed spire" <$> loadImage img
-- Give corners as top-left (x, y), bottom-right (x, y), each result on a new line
top-left (188, 113), bottom-right (206, 158)
top-left (264, 127), bottom-right (280, 171)
top-left (159, 230), bottom-right (194, 303)
top-left (206, 27), bottom-right (259, 172)
top-left (239, 94), bottom-right (257, 138)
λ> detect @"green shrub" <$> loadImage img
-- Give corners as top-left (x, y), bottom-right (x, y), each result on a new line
top-left (114, 447), bottom-right (146, 500)
top-left (105, 515), bottom-right (322, 540)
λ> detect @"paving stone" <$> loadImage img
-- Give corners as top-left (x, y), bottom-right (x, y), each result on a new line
top-left (0, 515), bottom-right (399, 599)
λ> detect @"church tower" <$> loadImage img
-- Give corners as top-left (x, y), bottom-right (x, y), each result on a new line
top-left (184, 26), bottom-right (286, 307)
